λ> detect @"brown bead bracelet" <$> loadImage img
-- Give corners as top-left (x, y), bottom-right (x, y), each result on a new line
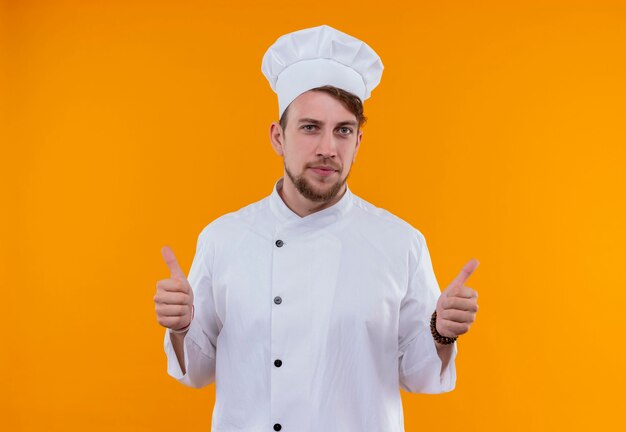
top-left (430, 310), bottom-right (457, 345)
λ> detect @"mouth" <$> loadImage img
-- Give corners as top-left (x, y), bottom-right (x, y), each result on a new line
top-left (309, 166), bottom-right (338, 177)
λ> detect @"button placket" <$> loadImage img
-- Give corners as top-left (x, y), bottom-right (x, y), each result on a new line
top-left (274, 293), bottom-right (283, 368)
top-left (270, 228), bottom-right (313, 428)
top-left (272, 234), bottom-right (286, 431)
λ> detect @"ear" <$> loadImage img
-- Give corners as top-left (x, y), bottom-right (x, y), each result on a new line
top-left (352, 129), bottom-right (363, 163)
top-left (269, 122), bottom-right (285, 156)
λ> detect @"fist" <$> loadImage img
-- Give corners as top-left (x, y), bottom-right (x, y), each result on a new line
top-left (436, 258), bottom-right (479, 338)
top-left (154, 245), bottom-right (194, 332)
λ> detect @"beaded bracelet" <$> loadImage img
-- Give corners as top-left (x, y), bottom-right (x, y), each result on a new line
top-left (430, 310), bottom-right (457, 345)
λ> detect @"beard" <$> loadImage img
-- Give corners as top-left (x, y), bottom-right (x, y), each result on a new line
top-left (284, 160), bottom-right (350, 203)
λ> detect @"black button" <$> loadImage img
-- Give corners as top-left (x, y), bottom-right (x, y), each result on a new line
top-left (273, 424), bottom-right (282, 431)
top-left (274, 359), bottom-right (282, 367)
top-left (274, 296), bottom-right (282, 305)
top-left (275, 239), bottom-right (284, 247)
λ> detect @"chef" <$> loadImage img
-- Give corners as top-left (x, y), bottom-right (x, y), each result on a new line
top-left (154, 24), bottom-right (480, 432)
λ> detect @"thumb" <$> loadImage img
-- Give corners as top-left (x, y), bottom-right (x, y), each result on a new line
top-left (161, 245), bottom-right (187, 280)
top-left (449, 258), bottom-right (480, 288)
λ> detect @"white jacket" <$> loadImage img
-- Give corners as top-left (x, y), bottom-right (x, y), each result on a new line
top-left (164, 177), bottom-right (457, 432)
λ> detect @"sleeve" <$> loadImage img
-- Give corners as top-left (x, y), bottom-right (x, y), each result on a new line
top-left (397, 230), bottom-right (457, 393)
top-left (163, 226), bottom-right (221, 388)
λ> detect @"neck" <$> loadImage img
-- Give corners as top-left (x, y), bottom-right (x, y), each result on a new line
top-left (278, 176), bottom-right (347, 218)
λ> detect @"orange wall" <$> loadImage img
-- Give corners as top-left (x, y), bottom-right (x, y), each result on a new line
top-left (2, 0), bottom-right (625, 430)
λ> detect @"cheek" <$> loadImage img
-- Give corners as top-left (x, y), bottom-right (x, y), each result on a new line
top-left (283, 148), bottom-right (308, 170)
top-left (343, 147), bottom-right (357, 166)
top-left (290, 144), bottom-right (315, 162)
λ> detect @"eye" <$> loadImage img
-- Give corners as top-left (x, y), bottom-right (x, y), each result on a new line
top-left (302, 124), bottom-right (317, 131)
top-left (337, 127), bottom-right (353, 135)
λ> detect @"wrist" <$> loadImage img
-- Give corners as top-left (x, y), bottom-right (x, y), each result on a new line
top-left (169, 324), bottom-right (190, 334)
top-left (430, 310), bottom-right (457, 345)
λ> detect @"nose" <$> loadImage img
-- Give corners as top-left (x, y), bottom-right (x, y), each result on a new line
top-left (315, 130), bottom-right (337, 158)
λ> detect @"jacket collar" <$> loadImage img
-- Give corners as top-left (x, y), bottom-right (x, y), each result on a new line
top-left (269, 177), bottom-right (354, 229)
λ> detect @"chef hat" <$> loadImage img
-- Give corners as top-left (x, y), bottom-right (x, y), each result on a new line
top-left (261, 24), bottom-right (384, 118)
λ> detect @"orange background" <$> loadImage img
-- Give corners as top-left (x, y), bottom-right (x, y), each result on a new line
top-left (2, 0), bottom-right (625, 431)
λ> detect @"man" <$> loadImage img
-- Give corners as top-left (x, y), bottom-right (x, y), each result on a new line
top-left (154, 24), bottom-right (479, 432)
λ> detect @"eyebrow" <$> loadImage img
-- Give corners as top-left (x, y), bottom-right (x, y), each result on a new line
top-left (297, 118), bottom-right (358, 127)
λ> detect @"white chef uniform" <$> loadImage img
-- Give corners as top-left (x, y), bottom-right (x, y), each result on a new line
top-left (163, 177), bottom-right (457, 432)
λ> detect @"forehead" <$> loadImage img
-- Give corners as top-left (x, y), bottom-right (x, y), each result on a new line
top-left (288, 90), bottom-right (357, 123)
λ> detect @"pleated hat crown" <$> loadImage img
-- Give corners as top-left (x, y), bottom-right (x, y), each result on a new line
top-left (261, 24), bottom-right (384, 118)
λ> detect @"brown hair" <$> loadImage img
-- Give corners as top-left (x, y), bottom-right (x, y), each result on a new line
top-left (279, 85), bottom-right (367, 131)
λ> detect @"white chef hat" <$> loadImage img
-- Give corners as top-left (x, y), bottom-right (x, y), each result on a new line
top-left (261, 24), bottom-right (384, 118)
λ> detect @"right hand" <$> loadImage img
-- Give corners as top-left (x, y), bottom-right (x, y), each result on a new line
top-left (154, 245), bottom-right (194, 332)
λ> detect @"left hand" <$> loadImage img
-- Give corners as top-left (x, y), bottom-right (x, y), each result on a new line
top-left (436, 258), bottom-right (480, 338)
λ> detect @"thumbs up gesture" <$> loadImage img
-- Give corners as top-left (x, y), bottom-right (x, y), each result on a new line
top-left (154, 245), bottom-right (195, 332)
top-left (435, 258), bottom-right (480, 338)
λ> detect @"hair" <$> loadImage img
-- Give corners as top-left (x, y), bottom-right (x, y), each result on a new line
top-left (279, 85), bottom-right (367, 131)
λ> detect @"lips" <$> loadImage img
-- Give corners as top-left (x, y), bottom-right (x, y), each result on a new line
top-left (309, 166), bottom-right (338, 177)
top-left (309, 165), bottom-right (338, 171)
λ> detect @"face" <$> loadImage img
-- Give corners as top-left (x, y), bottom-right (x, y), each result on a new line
top-left (270, 91), bottom-right (362, 203)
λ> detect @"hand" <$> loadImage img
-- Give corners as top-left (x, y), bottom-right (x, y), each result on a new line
top-left (154, 245), bottom-right (194, 332)
top-left (435, 258), bottom-right (479, 338)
